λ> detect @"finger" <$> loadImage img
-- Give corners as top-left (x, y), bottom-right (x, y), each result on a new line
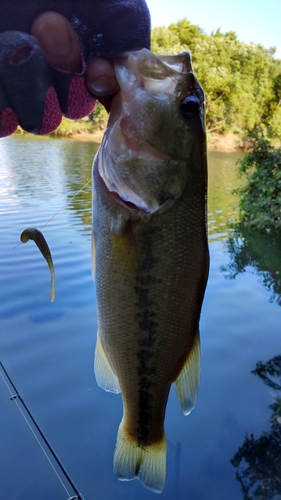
top-left (31, 12), bottom-right (96, 119)
top-left (31, 11), bottom-right (81, 73)
top-left (0, 0), bottom-right (150, 59)
top-left (0, 31), bottom-right (62, 134)
top-left (85, 57), bottom-right (119, 96)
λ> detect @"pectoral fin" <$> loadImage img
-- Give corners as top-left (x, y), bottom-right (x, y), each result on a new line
top-left (174, 331), bottom-right (200, 416)
top-left (94, 333), bottom-right (121, 394)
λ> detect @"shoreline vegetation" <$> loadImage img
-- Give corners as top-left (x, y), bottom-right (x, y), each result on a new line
top-left (16, 121), bottom-right (246, 151)
top-left (16, 18), bottom-right (281, 151)
top-left (15, 120), bottom-right (253, 151)
top-left (234, 133), bottom-right (281, 230)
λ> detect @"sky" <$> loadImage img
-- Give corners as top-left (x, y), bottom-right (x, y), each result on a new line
top-left (146, 0), bottom-right (281, 58)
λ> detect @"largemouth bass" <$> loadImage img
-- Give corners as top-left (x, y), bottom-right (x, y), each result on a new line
top-left (92, 48), bottom-right (209, 492)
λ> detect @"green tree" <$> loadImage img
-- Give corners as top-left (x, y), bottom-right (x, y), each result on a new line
top-left (235, 132), bottom-right (281, 230)
top-left (151, 19), bottom-right (281, 136)
top-left (151, 25), bottom-right (186, 55)
top-left (52, 18), bottom-right (281, 139)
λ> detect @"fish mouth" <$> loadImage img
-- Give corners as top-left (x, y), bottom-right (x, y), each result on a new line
top-left (119, 113), bottom-right (170, 162)
top-left (97, 49), bottom-right (198, 216)
top-left (97, 166), bottom-right (145, 214)
top-left (105, 186), bottom-right (139, 211)
top-left (97, 101), bottom-right (171, 214)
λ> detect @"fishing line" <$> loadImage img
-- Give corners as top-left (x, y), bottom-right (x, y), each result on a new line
top-left (12, 177), bottom-right (92, 250)
top-left (39, 178), bottom-right (92, 231)
top-left (2, 148), bottom-right (92, 497)
top-left (0, 361), bottom-right (85, 500)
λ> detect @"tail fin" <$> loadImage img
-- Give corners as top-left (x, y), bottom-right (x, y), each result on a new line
top-left (114, 420), bottom-right (167, 493)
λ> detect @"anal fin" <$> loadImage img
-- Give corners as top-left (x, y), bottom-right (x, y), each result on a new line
top-left (94, 333), bottom-right (120, 394)
top-left (174, 330), bottom-right (200, 415)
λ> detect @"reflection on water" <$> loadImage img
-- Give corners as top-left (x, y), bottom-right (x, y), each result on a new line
top-left (0, 136), bottom-right (98, 322)
top-left (62, 140), bottom-right (97, 236)
top-left (222, 225), bottom-right (281, 305)
top-left (221, 197), bottom-right (281, 498)
top-left (0, 137), bottom-right (281, 500)
top-left (207, 151), bottom-right (241, 241)
top-left (231, 355), bottom-right (281, 500)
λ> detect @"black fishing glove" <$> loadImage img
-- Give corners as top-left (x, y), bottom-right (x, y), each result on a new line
top-left (0, 0), bottom-right (150, 136)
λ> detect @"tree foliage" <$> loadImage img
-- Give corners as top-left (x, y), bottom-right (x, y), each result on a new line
top-left (86, 18), bottom-right (281, 138)
top-left (235, 133), bottom-right (281, 230)
top-left (151, 19), bottom-right (281, 136)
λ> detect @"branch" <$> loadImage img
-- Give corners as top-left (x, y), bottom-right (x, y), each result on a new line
top-left (207, 119), bottom-right (227, 133)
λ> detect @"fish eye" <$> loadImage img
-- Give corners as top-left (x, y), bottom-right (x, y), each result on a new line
top-left (179, 96), bottom-right (200, 120)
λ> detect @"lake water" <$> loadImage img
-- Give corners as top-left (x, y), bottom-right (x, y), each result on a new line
top-left (0, 136), bottom-right (280, 500)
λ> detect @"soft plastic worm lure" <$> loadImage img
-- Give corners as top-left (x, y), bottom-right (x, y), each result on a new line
top-left (20, 228), bottom-right (55, 302)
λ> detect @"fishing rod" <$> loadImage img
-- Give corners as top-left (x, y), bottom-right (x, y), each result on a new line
top-left (0, 173), bottom-right (93, 498)
top-left (0, 361), bottom-right (86, 500)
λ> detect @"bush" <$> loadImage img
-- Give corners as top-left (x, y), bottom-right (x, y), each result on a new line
top-left (236, 132), bottom-right (281, 230)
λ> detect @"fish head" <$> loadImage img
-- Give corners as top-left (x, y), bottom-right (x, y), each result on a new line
top-left (96, 48), bottom-right (206, 215)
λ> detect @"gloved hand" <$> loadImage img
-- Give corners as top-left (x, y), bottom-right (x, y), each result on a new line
top-left (0, 0), bottom-right (150, 136)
